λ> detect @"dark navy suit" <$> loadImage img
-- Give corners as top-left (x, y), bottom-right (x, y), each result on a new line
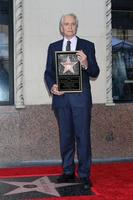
top-left (44, 36), bottom-right (100, 178)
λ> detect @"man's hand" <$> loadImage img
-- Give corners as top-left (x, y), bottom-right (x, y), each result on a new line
top-left (51, 84), bottom-right (64, 96)
top-left (76, 50), bottom-right (88, 69)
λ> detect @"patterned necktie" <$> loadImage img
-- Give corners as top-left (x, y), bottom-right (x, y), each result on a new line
top-left (66, 40), bottom-right (71, 51)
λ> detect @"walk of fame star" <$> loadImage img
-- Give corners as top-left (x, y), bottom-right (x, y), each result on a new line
top-left (0, 176), bottom-right (80, 197)
top-left (61, 56), bottom-right (78, 74)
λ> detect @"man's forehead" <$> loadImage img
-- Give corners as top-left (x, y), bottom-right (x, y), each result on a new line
top-left (63, 15), bottom-right (76, 22)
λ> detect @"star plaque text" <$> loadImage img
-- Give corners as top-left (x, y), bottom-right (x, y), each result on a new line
top-left (55, 51), bottom-right (82, 92)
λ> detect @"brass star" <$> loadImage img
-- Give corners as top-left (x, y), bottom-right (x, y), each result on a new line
top-left (61, 56), bottom-right (78, 74)
top-left (0, 176), bottom-right (80, 197)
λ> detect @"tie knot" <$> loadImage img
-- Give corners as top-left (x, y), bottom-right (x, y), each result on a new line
top-left (66, 40), bottom-right (71, 51)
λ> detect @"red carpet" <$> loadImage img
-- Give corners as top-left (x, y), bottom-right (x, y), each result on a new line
top-left (0, 162), bottom-right (133, 200)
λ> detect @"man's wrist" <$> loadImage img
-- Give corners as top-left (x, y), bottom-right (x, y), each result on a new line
top-left (81, 65), bottom-right (88, 70)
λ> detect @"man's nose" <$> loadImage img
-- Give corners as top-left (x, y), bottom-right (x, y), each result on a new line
top-left (68, 24), bottom-right (72, 29)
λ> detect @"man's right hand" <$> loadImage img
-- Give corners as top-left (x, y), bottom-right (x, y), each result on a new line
top-left (51, 84), bottom-right (64, 96)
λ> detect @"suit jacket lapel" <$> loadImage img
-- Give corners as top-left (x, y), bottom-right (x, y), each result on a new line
top-left (57, 39), bottom-right (63, 51)
top-left (76, 37), bottom-right (82, 50)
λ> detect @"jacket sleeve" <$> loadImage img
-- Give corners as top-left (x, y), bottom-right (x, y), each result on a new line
top-left (44, 44), bottom-right (56, 93)
top-left (86, 43), bottom-right (100, 78)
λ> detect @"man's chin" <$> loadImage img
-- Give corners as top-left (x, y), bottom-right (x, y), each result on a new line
top-left (65, 34), bottom-right (75, 38)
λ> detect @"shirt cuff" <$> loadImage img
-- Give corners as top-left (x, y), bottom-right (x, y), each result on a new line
top-left (81, 65), bottom-right (88, 70)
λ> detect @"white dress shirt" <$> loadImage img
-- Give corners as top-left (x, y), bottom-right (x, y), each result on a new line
top-left (62, 36), bottom-right (77, 51)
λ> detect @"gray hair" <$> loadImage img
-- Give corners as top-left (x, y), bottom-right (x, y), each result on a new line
top-left (59, 13), bottom-right (79, 36)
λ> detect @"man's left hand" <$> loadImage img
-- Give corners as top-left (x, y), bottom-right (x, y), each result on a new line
top-left (76, 50), bottom-right (88, 69)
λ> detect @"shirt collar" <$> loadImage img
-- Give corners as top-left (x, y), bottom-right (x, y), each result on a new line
top-left (64, 36), bottom-right (77, 43)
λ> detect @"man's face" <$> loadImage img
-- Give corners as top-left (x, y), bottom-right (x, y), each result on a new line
top-left (61, 16), bottom-right (77, 39)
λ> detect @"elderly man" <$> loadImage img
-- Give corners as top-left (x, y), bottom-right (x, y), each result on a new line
top-left (44, 13), bottom-right (100, 190)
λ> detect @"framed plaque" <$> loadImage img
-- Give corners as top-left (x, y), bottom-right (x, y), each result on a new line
top-left (55, 51), bottom-right (82, 92)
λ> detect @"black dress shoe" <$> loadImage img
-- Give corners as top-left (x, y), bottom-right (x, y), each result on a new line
top-left (80, 177), bottom-right (92, 190)
top-left (57, 173), bottom-right (75, 183)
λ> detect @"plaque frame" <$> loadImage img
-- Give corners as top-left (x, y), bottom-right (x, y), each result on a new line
top-left (55, 51), bottom-right (82, 92)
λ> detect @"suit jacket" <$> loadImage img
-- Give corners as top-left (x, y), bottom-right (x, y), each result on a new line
top-left (44, 36), bottom-right (100, 108)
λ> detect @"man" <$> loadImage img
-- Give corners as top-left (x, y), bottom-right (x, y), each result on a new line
top-left (44, 13), bottom-right (100, 190)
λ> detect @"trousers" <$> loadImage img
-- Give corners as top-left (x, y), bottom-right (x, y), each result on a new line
top-left (54, 103), bottom-right (92, 178)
